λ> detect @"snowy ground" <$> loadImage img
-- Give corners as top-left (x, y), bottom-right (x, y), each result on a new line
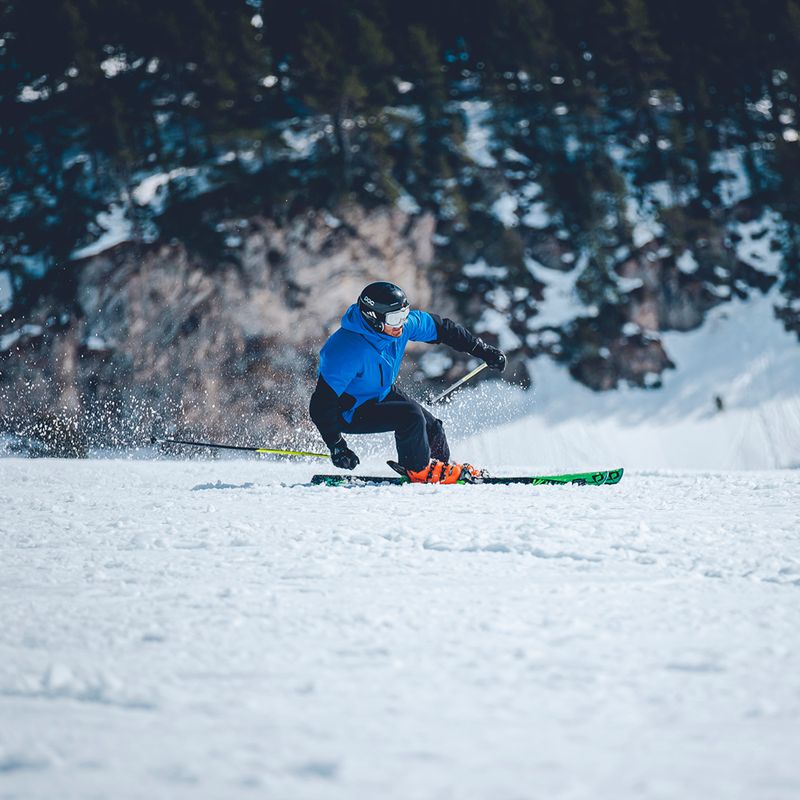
top-left (2, 457), bottom-right (799, 799)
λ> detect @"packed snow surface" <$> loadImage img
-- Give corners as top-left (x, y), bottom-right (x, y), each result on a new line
top-left (2, 458), bottom-right (799, 799)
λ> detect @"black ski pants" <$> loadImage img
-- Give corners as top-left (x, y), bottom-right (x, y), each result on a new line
top-left (341, 386), bottom-right (449, 471)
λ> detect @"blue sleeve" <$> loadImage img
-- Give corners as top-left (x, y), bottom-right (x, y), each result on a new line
top-left (405, 310), bottom-right (438, 343)
top-left (319, 333), bottom-right (360, 396)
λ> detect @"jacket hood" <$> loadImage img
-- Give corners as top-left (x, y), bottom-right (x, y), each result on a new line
top-left (340, 304), bottom-right (395, 350)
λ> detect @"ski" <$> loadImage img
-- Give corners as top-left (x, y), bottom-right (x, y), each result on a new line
top-left (311, 468), bottom-right (624, 487)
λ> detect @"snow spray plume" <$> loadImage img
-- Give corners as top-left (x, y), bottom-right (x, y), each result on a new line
top-left (431, 376), bottom-right (533, 441)
top-left (429, 362), bottom-right (488, 404)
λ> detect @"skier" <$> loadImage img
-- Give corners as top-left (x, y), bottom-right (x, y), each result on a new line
top-left (309, 281), bottom-right (506, 483)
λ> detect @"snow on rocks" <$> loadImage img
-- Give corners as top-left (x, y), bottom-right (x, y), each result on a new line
top-left (418, 349), bottom-right (453, 378)
top-left (281, 120), bottom-right (327, 160)
top-left (1, 456), bottom-right (799, 799)
top-left (475, 307), bottom-right (523, 350)
top-left (525, 255), bottom-right (587, 329)
top-left (626, 197), bottom-right (665, 248)
top-left (0, 323), bottom-right (43, 352)
top-left (462, 258), bottom-right (508, 280)
top-left (71, 204), bottom-right (133, 260)
top-left (677, 249), bottom-right (700, 274)
top-left (132, 167), bottom-right (201, 209)
top-left (459, 100), bottom-right (497, 168)
top-left (0, 270), bottom-right (13, 313)
top-left (732, 208), bottom-right (785, 275)
top-left (490, 193), bottom-right (519, 227)
top-left (521, 200), bottom-right (551, 229)
top-left (711, 148), bottom-right (752, 207)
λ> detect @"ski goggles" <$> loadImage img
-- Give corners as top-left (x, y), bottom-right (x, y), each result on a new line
top-left (384, 305), bottom-right (410, 327)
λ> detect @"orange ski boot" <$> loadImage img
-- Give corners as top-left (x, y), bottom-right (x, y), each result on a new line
top-left (403, 459), bottom-right (488, 484)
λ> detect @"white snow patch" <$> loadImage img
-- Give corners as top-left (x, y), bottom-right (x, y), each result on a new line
top-left (616, 276), bottom-right (644, 293)
top-left (475, 308), bottom-right (522, 350)
top-left (0, 324), bottom-right (43, 351)
top-left (622, 321), bottom-right (640, 336)
top-left (418, 349), bottom-right (453, 378)
top-left (463, 259), bottom-right (508, 280)
top-left (491, 193), bottom-right (518, 227)
top-left (522, 202), bottom-right (551, 229)
top-left (503, 148), bottom-right (530, 164)
top-left (525, 255), bottom-right (587, 328)
top-left (385, 105), bottom-right (424, 125)
top-left (750, 96), bottom-right (773, 118)
top-left (132, 167), bottom-right (200, 208)
top-left (17, 84), bottom-right (50, 103)
top-left (281, 125), bottom-right (325, 160)
top-left (733, 208), bottom-right (784, 275)
top-left (0, 271), bottom-right (12, 313)
top-left (322, 211), bottom-right (342, 229)
top-left (646, 180), bottom-right (675, 208)
top-left (626, 197), bottom-right (664, 247)
top-left (711, 148), bottom-right (752, 207)
top-left (459, 101), bottom-right (497, 167)
top-left (100, 55), bottom-right (130, 78)
top-left (84, 335), bottom-right (110, 351)
top-left (520, 181), bottom-right (543, 200)
top-left (71, 205), bottom-right (133, 259)
top-left (396, 191), bottom-right (421, 215)
top-left (677, 250), bottom-right (700, 274)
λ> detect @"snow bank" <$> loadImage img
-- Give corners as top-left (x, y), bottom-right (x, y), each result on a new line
top-left (460, 290), bottom-right (800, 470)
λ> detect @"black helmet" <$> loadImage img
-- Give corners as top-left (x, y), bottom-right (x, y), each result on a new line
top-left (358, 281), bottom-right (410, 333)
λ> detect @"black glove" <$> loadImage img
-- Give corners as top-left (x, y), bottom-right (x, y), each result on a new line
top-left (473, 338), bottom-right (507, 372)
top-left (330, 436), bottom-right (360, 470)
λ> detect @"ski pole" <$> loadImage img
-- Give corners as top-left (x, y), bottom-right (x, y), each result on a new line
top-left (151, 436), bottom-right (330, 458)
top-left (430, 362), bottom-right (488, 405)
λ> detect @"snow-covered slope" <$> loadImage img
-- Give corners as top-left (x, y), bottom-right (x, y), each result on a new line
top-left (1, 458), bottom-right (799, 799)
top-left (454, 290), bottom-right (800, 471)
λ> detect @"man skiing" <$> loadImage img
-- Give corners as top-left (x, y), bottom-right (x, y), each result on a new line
top-left (309, 281), bottom-right (506, 483)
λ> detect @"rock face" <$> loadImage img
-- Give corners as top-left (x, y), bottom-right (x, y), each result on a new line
top-left (1, 198), bottom-right (786, 453)
top-left (0, 204), bottom-right (438, 450)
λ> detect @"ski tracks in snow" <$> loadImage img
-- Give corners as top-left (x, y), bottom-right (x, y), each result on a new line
top-left (1, 458), bottom-right (799, 799)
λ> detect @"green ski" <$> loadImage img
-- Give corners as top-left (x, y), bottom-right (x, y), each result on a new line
top-left (311, 468), bottom-right (624, 487)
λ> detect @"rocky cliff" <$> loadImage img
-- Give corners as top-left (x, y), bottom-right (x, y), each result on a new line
top-left (0, 204), bottom-right (446, 452)
top-left (0, 194), bottom-right (790, 456)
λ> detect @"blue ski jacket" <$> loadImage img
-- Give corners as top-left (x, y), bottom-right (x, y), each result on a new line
top-left (309, 303), bottom-right (483, 448)
top-left (318, 304), bottom-right (438, 422)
